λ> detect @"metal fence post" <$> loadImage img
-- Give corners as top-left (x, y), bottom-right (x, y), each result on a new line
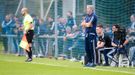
top-left (54, 0), bottom-right (58, 58)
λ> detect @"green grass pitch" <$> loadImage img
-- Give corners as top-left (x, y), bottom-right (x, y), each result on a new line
top-left (0, 54), bottom-right (135, 75)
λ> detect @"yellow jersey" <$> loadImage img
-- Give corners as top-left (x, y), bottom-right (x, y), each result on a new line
top-left (23, 14), bottom-right (34, 31)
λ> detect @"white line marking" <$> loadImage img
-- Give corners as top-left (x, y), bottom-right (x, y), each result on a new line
top-left (0, 59), bottom-right (135, 75)
top-left (84, 67), bottom-right (135, 75)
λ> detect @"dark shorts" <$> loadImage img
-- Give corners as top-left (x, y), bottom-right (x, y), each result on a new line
top-left (26, 30), bottom-right (34, 43)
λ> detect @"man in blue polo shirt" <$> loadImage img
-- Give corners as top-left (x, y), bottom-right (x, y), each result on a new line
top-left (81, 5), bottom-right (97, 67)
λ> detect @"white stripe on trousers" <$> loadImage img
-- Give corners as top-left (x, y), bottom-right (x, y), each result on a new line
top-left (93, 40), bottom-right (96, 64)
top-left (107, 48), bottom-right (118, 63)
top-left (98, 47), bottom-right (116, 64)
top-left (97, 48), bottom-right (104, 64)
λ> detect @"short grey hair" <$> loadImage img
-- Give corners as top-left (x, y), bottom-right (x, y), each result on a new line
top-left (87, 5), bottom-right (95, 11)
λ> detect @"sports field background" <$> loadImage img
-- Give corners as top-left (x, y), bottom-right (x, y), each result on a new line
top-left (0, 0), bottom-right (135, 75)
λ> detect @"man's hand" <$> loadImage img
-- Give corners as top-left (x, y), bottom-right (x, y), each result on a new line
top-left (85, 22), bottom-right (92, 27)
top-left (63, 37), bottom-right (67, 41)
top-left (119, 45), bottom-right (123, 48)
top-left (81, 21), bottom-right (92, 27)
top-left (81, 21), bottom-right (86, 27)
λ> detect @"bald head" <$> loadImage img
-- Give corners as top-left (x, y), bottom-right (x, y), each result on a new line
top-left (21, 7), bottom-right (29, 16)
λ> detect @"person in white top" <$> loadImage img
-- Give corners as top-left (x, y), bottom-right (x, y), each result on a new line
top-left (130, 14), bottom-right (135, 30)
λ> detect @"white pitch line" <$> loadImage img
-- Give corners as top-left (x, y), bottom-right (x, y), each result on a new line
top-left (84, 67), bottom-right (135, 75)
top-left (1, 59), bottom-right (135, 75)
top-left (31, 62), bottom-right (69, 67)
top-left (31, 62), bottom-right (135, 75)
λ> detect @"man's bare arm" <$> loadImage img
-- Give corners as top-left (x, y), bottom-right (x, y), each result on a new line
top-left (81, 21), bottom-right (92, 27)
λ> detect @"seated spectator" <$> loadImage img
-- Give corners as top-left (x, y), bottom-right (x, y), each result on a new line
top-left (128, 32), bottom-right (135, 66)
top-left (69, 25), bottom-right (83, 60)
top-left (112, 24), bottom-right (128, 55)
top-left (111, 24), bottom-right (129, 66)
top-left (63, 26), bottom-right (74, 59)
top-left (96, 24), bottom-right (113, 66)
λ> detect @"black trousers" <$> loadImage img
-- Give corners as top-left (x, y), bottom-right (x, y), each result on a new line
top-left (97, 48), bottom-right (111, 65)
top-left (26, 30), bottom-right (34, 59)
top-left (85, 33), bottom-right (97, 64)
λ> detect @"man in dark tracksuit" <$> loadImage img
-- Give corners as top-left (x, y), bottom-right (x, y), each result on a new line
top-left (96, 25), bottom-right (113, 66)
top-left (81, 5), bottom-right (97, 67)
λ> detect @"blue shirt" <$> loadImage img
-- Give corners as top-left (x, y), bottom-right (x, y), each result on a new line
top-left (66, 17), bottom-right (76, 28)
top-left (33, 18), bottom-right (39, 35)
top-left (58, 23), bottom-right (65, 36)
top-left (85, 13), bottom-right (97, 34)
top-left (39, 22), bottom-right (46, 35)
top-left (1, 19), bottom-right (15, 34)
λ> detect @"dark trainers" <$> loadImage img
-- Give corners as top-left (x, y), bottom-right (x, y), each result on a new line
top-left (103, 64), bottom-right (110, 66)
top-left (25, 58), bottom-right (32, 62)
top-left (84, 63), bottom-right (96, 67)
